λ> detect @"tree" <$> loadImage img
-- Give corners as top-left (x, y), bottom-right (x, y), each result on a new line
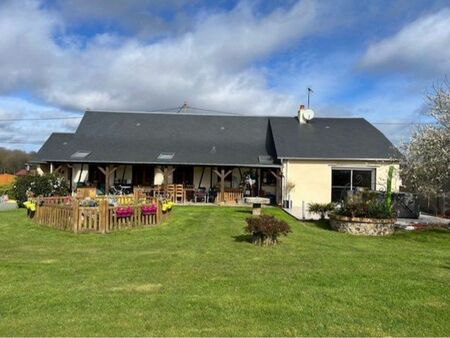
top-left (401, 79), bottom-right (450, 197)
top-left (0, 147), bottom-right (34, 173)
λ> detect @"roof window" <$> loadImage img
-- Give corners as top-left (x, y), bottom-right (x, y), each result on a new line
top-left (70, 151), bottom-right (91, 159)
top-left (258, 155), bottom-right (273, 164)
top-left (157, 152), bottom-right (175, 160)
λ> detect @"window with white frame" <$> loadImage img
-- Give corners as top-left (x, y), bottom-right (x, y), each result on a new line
top-left (331, 168), bottom-right (375, 202)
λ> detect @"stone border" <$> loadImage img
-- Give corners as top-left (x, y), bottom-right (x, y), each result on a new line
top-left (330, 214), bottom-right (395, 236)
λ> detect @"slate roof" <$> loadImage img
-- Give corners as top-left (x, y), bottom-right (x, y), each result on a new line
top-left (33, 111), bottom-right (278, 167)
top-left (33, 111), bottom-right (400, 166)
top-left (270, 117), bottom-right (400, 160)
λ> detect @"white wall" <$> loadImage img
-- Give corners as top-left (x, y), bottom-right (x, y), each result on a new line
top-left (71, 164), bottom-right (89, 188)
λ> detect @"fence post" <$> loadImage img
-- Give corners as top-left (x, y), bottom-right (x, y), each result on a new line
top-left (72, 199), bottom-right (79, 233)
top-left (156, 199), bottom-right (162, 224)
top-left (99, 199), bottom-right (109, 234)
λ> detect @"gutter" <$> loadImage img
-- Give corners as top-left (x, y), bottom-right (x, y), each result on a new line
top-left (277, 157), bottom-right (400, 162)
top-left (30, 159), bottom-right (282, 168)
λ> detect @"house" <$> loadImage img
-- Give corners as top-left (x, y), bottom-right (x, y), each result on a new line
top-left (32, 106), bottom-right (401, 216)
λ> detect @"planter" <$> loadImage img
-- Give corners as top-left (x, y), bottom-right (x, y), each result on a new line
top-left (141, 204), bottom-right (157, 215)
top-left (116, 207), bottom-right (134, 218)
top-left (330, 214), bottom-right (396, 236)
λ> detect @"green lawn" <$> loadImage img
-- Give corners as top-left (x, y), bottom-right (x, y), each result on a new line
top-left (0, 206), bottom-right (449, 336)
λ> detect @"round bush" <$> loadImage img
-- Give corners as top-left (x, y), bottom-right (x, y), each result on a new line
top-left (13, 173), bottom-right (69, 207)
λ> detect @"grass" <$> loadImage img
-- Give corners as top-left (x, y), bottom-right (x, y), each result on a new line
top-left (0, 206), bottom-right (449, 336)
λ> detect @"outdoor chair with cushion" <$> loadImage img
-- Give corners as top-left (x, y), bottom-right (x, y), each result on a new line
top-left (194, 187), bottom-right (207, 203)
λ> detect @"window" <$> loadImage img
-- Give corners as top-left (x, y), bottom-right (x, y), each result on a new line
top-left (331, 168), bottom-right (375, 202)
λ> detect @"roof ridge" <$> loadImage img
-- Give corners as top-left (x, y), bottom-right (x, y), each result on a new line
top-left (85, 110), bottom-right (275, 118)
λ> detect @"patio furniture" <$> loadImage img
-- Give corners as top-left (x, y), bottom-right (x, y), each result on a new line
top-left (208, 188), bottom-right (217, 203)
top-left (152, 185), bottom-right (163, 198)
top-left (194, 187), bottom-right (207, 203)
top-left (175, 184), bottom-right (184, 203)
top-left (244, 197), bottom-right (270, 216)
top-left (166, 184), bottom-right (175, 202)
top-left (184, 185), bottom-right (195, 202)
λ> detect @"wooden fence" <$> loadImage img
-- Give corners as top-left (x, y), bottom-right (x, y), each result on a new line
top-left (418, 192), bottom-right (450, 217)
top-left (33, 197), bottom-right (164, 234)
top-left (216, 189), bottom-right (244, 204)
top-left (0, 174), bottom-right (15, 186)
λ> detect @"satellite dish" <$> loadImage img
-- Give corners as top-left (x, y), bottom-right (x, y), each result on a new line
top-left (303, 109), bottom-right (315, 121)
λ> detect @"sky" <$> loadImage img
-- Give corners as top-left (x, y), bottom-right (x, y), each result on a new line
top-left (0, 0), bottom-right (449, 151)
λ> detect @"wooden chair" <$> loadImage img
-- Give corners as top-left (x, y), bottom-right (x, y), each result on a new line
top-left (152, 185), bottom-right (163, 198)
top-left (175, 184), bottom-right (184, 203)
top-left (166, 184), bottom-right (175, 202)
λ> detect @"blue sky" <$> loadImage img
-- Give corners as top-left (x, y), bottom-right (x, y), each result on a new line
top-left (0, 0), bottom-right (449, 151)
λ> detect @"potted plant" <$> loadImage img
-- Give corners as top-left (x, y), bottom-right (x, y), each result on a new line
top-left (116, 206), bottom-right (134, 218)
top-left (141, 204), bottom-right (157, 215)
top-left (308, 202), bottom-right (335, 220)
top-left (283, 181), bottom-right (295, 209)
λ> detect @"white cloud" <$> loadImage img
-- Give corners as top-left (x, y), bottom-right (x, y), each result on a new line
top-left (359, 8), bottom-right (450, 76)
top-left (0, 96), bottom-right (79, 150)
top-left (0, 0), bottom-right (328, 116)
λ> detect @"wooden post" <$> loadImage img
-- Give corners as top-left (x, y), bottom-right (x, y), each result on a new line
top-left (156, 199), bottom-right (162, 224)
top-left (99, 199), bottom-right (108, 234)
top-left (162, 167), bottom-right (175, 197)
top-left (98, 165), bottom-right (117, 194)
top-left (270, 169), bottom-right (283, 205)
top-left (213, 169), bottom-right (232, 203)
top-left (72, 199), bottom-right (79, 233)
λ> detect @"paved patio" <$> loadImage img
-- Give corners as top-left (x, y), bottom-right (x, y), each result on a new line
top-left (0, 202), bottom-right (18, 211)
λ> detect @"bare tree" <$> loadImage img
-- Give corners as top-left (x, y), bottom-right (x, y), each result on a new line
top-left (401, 79), bottom-right (450, 197)
top-left (0, 147), bottom-right (34, 174)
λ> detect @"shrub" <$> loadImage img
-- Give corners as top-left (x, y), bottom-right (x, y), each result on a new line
top-left (13, 173), bottom-right (69, 207)
top-left (367, 201), bottom-right (392, 219)
top-left (334, 191), bottom-right (393, 219)
top-left (385, 165), bottom-right (394, 213)
top-left (308, 202), bottom-right (335, 219)
top-left (244, 215), bottom-right (291, 246)
top-left (0, 183), bottom-right (15, 200)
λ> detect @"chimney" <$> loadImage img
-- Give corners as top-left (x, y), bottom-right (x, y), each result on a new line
top-left (298, 104), bottom-right (307, 124)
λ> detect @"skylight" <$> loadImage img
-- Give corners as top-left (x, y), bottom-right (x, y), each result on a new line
top-left (157, 152), bottom-right (175, 160)
top-left (70, 151), bottom-right (91, 159)
top-left (258, 155), bottom-right (273, 164)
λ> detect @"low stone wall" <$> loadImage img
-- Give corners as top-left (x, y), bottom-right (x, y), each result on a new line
top-left (330, 215), bottom-right (395, 236)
